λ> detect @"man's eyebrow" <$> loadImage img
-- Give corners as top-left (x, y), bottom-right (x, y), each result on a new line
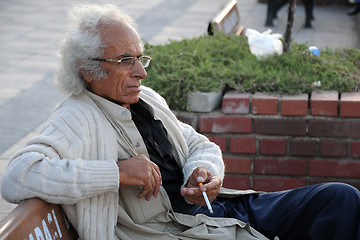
top-left (117, 52), bottom-right (133, 58)
top-left (117, 52), bottom-right (143, 59)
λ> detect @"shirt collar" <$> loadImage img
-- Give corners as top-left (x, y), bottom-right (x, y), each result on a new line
top-left (85, 90), bottom-right (132, 121)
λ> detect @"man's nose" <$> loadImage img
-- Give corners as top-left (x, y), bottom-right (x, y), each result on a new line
top-left (131, 60), bottom-right (148, 79)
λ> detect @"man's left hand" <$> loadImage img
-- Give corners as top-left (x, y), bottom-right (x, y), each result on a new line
top-left (180, 166), bottom-right (221, 205)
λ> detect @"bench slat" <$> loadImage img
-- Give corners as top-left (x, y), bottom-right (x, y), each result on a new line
top-left (0, 198), bottom-right (78, 240)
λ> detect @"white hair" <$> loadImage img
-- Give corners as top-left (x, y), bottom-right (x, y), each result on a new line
top-left (54, 3), bottom-right (137, 95)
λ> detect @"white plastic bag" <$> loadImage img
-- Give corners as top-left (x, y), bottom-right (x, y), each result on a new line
top-left (245, 28), bottom-right (283, 58)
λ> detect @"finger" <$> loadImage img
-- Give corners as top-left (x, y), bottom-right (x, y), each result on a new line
top-left (139, 179), bottom-right (153, 201)
top-left (149, 162), bottom-right (161, 198)
top-left (181, 189), bottom-right (206, 205)
top-left (137, 178), bottom-right (151, 199)
top-left (183, 186), bottom-right (207, 202)
top-left (145, 173), bottom-right (156, 201)
top-left (199, 182), bottom-right (207, 192)
top-left (206, 188), bottom-right (219, 202)
top-left (189, 193), bottom-right (208, 206)
top-left (202, 179), bottom-right (217, 191)
top-left (143, 161), bottom-right (159, 200)
top-left (187, 166), bottom-right (207, 188)
top-left (204, 177), bottom-right (221, 202)
top-left (152, 162), bottom-right (161, 177)
top-left (203, 174), bottom-right (221, 189)
top-left (152, 167), bottom-right (161, 198)
top-left (195, 166), bottom-right (208, 183)
top-left (152, 162), bottom-right (162, 186)
top-left (199, 172), bottom-right (216, 192)
top-left (138, 165), bottom-right (155, 200)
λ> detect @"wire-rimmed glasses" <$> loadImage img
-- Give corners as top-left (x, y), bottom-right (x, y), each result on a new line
top-left (92, 56), bottom-right (151, 69)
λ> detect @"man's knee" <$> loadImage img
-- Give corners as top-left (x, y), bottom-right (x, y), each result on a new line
top-left (317, 182), bottom-right (360, 205)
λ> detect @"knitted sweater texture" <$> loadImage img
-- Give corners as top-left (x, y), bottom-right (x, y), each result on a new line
top-left (1, 86), bottom-right (225, 240)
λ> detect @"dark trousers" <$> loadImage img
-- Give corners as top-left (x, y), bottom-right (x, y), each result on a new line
top-left (190, 183), bottom-right (360, 240)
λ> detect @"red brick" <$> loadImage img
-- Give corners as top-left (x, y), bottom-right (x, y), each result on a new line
top-left (253, 158), bottom-right (307, 176)
top-left (222, 91), bottom-right (250, 114)
top-left (207, 136), bottom-right (227, 153)
top-left (229, 137), bottom-right (256, 154)
top-left (224, 157), bottom-right (252, 174)
top-left (254, 118), bottom-right (306, 136)
top-left (290, 139), bottom-right (317, 156)
top-left (200, 116), bottom-right (252, 133)
top-left (310, 90), bottom-right (338, 116)
top-left (340, 92), bottom-right (360, 117)
top-left (223, 176), bottom-right (250, 190)
top-left (351, 142), bottom-right (360, 158)
top-left (251, 92), bottom-right (279, 115)
top-left (309, 159), bottom-right (360, 178)
top-left (259, 138), bottom-right (287, 155)
top-left (320, 140), bottom-right (348, 157)
top-left (281, 94), bottom-right (309, 116)
top-left (309, 119), bottom-right (360, 138)
top-left (253, 177), bottom-right (306, 192)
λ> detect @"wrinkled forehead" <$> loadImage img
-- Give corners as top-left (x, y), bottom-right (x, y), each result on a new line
top-left (100, 23), bottom-right (143, 57)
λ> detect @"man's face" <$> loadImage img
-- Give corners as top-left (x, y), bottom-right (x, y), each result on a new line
top-left (86, 23), bottom-right (147, 108)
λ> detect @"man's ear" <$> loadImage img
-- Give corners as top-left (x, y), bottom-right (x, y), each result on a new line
top-left (78, 60), bottom-right (96, 83)
top-left (79, 67), bottom-right (93, 83)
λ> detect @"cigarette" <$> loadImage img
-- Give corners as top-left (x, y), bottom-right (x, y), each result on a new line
top-left (199, 183), bottom-right (214, 214)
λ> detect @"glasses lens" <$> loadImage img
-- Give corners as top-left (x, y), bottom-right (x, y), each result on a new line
top-left (119, 57), bottom-right (135, 68)
top-left (140, 57), bottom-right (150, 68)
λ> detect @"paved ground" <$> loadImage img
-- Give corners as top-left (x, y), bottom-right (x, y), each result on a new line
top-left (0, 0), bottom-right (359, 221)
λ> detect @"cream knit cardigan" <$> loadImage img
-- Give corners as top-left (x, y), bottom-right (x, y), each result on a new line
top-left (1, 86), bottom-right (225, 240)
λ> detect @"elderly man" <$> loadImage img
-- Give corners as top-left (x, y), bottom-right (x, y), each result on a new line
top-left (2, 3), bottom-right (360, 240)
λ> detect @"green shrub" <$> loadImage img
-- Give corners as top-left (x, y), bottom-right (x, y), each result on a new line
top-left (144, 33), bottom-right (360, 111)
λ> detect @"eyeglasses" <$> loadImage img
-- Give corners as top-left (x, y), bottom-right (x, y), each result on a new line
top-left (92, 56), bottom-right (151, 69)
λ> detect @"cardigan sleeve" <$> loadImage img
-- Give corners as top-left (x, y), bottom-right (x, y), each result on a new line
top-left (179, 121), bottom-right (225, 186)
top-left (1, 101), bottom-right (120, 205)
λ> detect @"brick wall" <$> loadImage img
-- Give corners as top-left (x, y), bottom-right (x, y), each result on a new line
top-left (176, 90), bottom-right (360, 192)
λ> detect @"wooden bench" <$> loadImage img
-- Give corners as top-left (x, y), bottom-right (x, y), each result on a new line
top-left (0, 198), bottom-right (78, 240)
top-left (208, 0), bottom-right (244, 36)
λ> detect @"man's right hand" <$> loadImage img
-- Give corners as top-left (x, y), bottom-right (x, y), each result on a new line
top-left (117, 155), bottom-right (162, 201)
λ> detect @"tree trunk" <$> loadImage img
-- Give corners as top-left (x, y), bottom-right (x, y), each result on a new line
top-left (284, 0), bottom-right (296, 52)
